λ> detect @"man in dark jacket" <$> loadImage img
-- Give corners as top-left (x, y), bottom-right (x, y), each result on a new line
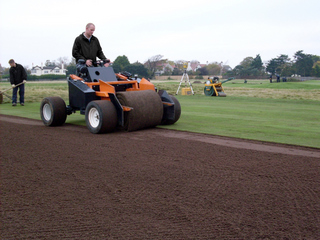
top-left (72, 23), bottom-right (110, 67)
top-left (9, 59), bottom-right (27, 106)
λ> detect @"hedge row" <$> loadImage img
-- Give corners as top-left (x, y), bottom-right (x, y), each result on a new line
top-left (1, 74), bottom-right (67, 81)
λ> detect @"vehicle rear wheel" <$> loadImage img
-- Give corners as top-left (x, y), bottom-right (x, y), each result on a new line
top-left (161, 95), bottom-right (181, 125)
top-left (85, 100), bottom-right (117, 134)
top-left (40, 97), bottom-right (67, 126)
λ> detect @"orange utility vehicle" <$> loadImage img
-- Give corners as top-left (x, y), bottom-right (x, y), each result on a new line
top-left (40, 62), bottom-right (181, 134)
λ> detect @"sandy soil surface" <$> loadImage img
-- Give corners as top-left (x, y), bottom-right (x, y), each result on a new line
top-left (1, 114), bottom-right (320, 239)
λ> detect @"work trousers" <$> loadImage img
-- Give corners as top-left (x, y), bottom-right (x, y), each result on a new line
top-left (12, 84), bottom-right (25, 104)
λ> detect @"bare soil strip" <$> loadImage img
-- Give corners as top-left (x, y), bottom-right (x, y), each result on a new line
top-left (1, 115), bottom-right (319, 158)
top-left (1, 115), bottom-right (320, 239)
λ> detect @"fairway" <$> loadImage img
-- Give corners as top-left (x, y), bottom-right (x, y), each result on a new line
top-left (0, 79), bottom-right (319, 148)
top-left (160, 95), bottom-right (319, 148)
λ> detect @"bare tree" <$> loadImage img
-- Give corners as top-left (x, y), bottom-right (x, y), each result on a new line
top-left (145, 54), bottom-right (164, 77)
top-left (56, 56), bottom-right (70, 68)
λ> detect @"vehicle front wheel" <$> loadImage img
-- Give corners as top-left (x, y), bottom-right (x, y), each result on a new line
top-left (85, 100), bottom-right (117, 134)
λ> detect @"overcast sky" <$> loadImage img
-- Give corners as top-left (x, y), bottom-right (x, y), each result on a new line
top-left (1, 0), bottom-right (319, 69)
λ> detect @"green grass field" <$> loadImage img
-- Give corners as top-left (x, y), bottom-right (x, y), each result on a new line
top-left (1, 79), bottom-right (319, 148)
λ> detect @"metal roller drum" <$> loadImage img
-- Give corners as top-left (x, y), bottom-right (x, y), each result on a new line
top-left (116, 90), bottom-right (163, 131)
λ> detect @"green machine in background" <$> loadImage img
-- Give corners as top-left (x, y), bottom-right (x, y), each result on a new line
top-left (204, 77), bottom-right (234, 97)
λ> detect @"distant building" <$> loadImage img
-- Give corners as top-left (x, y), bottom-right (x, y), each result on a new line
top-left (31, 63), bottom-right (67, 76)
top-left (146, 60), bottom-right (211, 76)
top-left (155, 62), bottom-right (175, 76)
top-left (187, 61), bottom-right (206, 72)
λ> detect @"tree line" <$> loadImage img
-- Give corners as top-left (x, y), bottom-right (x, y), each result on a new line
top-left (99, 50), bottom-right (320, 79)
top-left (225, 50), bottom-right (320, 79)
top-left (1, 50), bottom-right (319, 80)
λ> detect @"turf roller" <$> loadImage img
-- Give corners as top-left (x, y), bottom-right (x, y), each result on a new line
top-left (116, 90), bottom-right (163, 132)
top-left (41, 66), bottom-right (181, 134)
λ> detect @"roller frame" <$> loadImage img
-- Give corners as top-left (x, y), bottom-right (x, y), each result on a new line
top-left (42, 66), bottom-right (180, 133)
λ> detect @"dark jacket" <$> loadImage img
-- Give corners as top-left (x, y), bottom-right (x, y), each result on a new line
top-left (72, 33), bottom-right (106, 64)
top-left (9, 63), bottom-right (27, 85)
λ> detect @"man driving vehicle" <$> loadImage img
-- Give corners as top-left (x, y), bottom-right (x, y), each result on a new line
top-left (72, 23), bottom-right (111, 80)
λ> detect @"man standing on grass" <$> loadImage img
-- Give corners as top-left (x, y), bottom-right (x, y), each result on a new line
top-left (9, 59), bottom-right (27, 106)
